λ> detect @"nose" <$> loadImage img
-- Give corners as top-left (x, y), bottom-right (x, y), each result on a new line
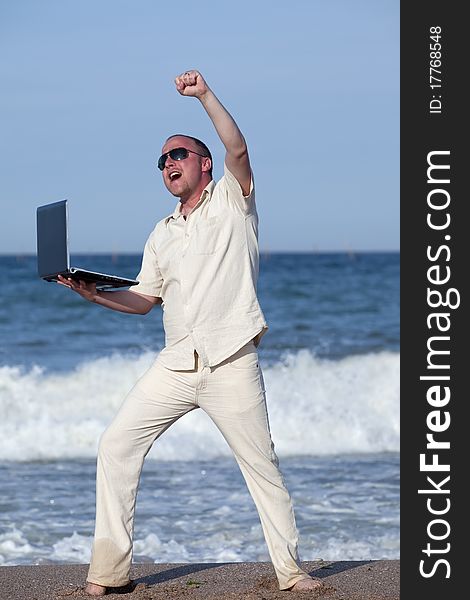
top-left (165, 155), bottom-right (175, 168)
top-left (163, 153), bottom-right (180, 172)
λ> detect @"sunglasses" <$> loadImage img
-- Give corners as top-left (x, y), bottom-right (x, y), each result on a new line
top-left (157, 147), bottom-right (208, 171)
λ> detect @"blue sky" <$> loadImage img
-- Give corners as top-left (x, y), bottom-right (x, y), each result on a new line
top-left (0, 0), bottom-right (399, 253)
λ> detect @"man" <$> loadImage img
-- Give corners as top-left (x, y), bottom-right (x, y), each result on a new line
top-left (59, 70), bottom-right (322, 595)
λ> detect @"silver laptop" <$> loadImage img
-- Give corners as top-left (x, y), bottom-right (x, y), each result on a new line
top-left (37, 199), bottom-right (139, 290)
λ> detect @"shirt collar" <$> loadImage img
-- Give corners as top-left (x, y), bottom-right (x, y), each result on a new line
top-left (166, 180), bottom-right (215, 223)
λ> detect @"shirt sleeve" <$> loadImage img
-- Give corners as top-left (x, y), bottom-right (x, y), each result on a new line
top-left (221, 162), bottom-right (256, 215)
top-left (129, 232), bottom-right (163, 298)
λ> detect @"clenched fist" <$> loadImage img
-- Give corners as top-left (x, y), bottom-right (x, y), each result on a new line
top-left (174, 70), bottom-right (210, 98)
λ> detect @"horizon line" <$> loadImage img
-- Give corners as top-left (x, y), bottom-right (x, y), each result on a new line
top-left (0, 249), bottom-right (400, 257)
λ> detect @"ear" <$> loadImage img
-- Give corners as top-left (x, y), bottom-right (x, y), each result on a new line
top-left (201, 157), bottom-right (212, 173)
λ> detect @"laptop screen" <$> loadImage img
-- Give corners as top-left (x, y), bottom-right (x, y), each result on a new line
top-left (36, 199), bottom-right (69, 277)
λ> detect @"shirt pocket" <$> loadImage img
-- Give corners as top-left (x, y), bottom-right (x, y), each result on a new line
top-left (191, 216), bottom-right (220, 255)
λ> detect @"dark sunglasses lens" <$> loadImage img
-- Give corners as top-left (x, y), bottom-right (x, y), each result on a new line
top-left (170, 148), bottom-right (189, 161)
top-left (157, 154), bottom-right (166, 170)
top-left (158, 148), bottom-right (190, 170)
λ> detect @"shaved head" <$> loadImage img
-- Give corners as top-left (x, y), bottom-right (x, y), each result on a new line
top-left (165, 134), bottom-right (213, 176)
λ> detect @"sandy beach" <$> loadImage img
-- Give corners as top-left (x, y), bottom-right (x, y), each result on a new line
top-left (0, 560), bottom-right (399, 599)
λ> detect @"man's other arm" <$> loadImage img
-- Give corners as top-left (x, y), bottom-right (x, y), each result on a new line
top-left (175, 70), bottom-right (251, 196)
top-left (57, 275), bottom-right (161, 314)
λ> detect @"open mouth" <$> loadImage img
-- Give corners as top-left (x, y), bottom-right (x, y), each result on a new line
top-left (168, 171), bottom-right (182, 181)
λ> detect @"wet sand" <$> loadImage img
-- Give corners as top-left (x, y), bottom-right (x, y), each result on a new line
top-left (0, 560), bottom-right (399, 599)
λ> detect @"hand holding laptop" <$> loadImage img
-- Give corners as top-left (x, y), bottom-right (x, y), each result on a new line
top-left (36, 199), bottom-right (139, 290)
top-left (57, 275), bottom-right (98, 302)
top-left (57, 273), bottom-right (160, 314)
top-left (36, 199), bottom-right (164, 319)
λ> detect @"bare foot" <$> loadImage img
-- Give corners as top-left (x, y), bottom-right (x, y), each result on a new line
top-left (290, 577), bottom-right (324, 592)
top-left (84, 582), bottom-right (107, 596)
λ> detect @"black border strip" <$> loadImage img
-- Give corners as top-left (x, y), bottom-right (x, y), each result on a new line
top-left (401, 2), bottom-right (465, 597)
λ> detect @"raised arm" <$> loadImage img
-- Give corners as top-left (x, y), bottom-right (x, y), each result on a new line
top-left (57, 276), bottom-right (160, 314)
top-left (175, 70), bottom-right (251, 196)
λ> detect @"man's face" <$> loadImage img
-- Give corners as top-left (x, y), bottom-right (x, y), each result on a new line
top-left (160, 136), bottom-right (210, 198)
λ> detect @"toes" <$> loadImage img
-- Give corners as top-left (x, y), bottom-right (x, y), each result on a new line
top-left (290, 577), bottom-right (324, 591)
top-left (84, 582), bottom-right (107, 597)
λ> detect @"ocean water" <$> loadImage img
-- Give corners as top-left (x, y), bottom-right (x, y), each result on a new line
top-left (0, 252), bottom-right (399, 566)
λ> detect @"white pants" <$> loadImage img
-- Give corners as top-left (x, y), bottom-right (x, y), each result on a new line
top-left (87, 342), bottom-right (310, 590)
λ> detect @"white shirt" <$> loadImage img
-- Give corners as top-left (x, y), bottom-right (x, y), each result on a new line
top-left (130, 163), bottom-right (268, 369)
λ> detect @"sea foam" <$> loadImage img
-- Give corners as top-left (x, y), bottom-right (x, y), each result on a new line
top-left (0, 350), bottom-right (399, 461)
